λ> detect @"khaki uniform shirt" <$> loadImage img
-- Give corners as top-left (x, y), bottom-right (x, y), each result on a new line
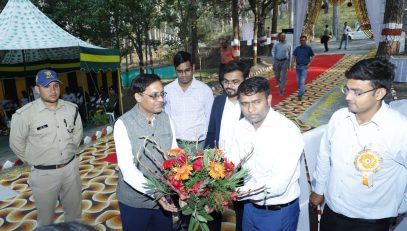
top-left (9, 98), bottom-right (83, 166)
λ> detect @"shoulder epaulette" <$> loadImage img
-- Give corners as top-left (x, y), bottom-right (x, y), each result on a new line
top-left (15, 102), bottom-right (34, 114)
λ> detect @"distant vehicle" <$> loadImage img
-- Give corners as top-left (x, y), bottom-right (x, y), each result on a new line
top-left (348, 27), bottom-right (369, 40)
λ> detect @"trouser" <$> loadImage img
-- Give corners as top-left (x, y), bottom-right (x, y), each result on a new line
top-left (339, 34), bottom-right (348, 49)
top-left (29, 158), bottom-right (82, 227)
top-left (242, 199), bottom-right (299, 231)
top-left (323, 40), bottom-right (329, 51)
top-left (273, 60), bottom-right (289, 94)
top-left (296, 65), bottom-right (308, 97)
top-left (321, 205), bottom-right (393, 231)
top-left (233, 200), bottom-right (245, 231)
top-left (118, 202), bottom-right (172, 231)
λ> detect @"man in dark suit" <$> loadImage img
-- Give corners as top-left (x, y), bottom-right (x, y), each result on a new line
top-left (205, 60), bottom-right (249, 231)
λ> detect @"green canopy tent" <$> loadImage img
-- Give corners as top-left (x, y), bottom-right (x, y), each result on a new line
top-left (0, 0), bottom-right (120, 100)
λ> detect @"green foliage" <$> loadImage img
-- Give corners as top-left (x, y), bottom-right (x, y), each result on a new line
top-left (91, 112), bottom-right (109, 126)
top-left (312, 3), bottom-right (358, 38)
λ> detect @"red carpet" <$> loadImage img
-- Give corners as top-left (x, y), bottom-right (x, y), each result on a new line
top-left (101, 152), bottom-right (118, 163)
top-left (270, 54), bottom-right (345, 106)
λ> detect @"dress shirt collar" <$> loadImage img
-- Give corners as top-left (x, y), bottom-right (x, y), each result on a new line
top-left (176, 77), bottom-right (199, 91)
top-left (35, 98), bottom-right (64, 112)
top-left (345, 102), bottom-right (389, 127)
top-left (242, 107), bottom-right (273, 130)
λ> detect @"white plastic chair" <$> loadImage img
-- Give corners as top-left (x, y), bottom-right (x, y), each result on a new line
top-left (297, 124), bottom-right (327, 231)
top-left (391, 102), bottom-right (407, 231)
top-left (390, 99), bottom-right (407, 116)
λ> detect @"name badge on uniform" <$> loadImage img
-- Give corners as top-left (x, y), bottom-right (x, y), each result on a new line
top-left (354, 149), bottom-right (382, 187)
top-left (36, 124), bottom-right (48, 130)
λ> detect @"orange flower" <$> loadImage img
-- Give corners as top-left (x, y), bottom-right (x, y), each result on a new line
top-left (168, 148), bottom-right (185, 156)
top-left (207, 161), bottom-right (226, 179)
top-left (214, 149), bottom-right (223, 156)
top-left (174, 165), bottom-right (193, 181)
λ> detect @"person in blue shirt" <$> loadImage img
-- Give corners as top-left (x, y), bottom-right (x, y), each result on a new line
top-left (310, 58), bottom-right (407, 231)
top-left (292, 35), bottom-right (314, 101)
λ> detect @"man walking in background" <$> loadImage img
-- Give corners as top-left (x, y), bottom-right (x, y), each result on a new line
top-left (292, 35), bottom-right (314, 101)
top-left (338, 22), bottom-right (351, 50)
top-left (272, 32), bottom-right (291, 96)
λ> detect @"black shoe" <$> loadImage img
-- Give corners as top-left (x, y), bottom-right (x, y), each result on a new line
top-left (298, 96), bottom-right (302, 101)
top-left (338, 47), bottom-right (341, 49)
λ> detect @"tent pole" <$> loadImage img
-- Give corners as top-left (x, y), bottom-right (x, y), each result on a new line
top-left (118, 68), bottom-right (124, 115)
top-left (81, 71), bottom-right (89, 122)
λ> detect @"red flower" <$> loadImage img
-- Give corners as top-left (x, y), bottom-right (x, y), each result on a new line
top-left (179, 191), bottom-right (189, 200)
top-left (162, 159), bottom-right (176, 170)
top-left (193, 157), bottom-right (203, 171)
top-left (195, 151), bottom-right (204, 157)
top-left (223, 200), bottom-right (229, 208)
top-left (223, 159), bottom-right (235, 172)
top-left (230, 192), bottom-right (238, 201)
top-left (176, 153), bottom-right (188, 165)
top-left (170, 178), bottom-right (183, 191)
top-left (188, 180), bottom-right (206, 196)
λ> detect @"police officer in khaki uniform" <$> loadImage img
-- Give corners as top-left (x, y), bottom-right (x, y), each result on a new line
top-left (9, 69), bottom-right (83, 227)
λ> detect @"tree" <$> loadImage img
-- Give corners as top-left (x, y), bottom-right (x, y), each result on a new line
top-left (376, 0), bottom-right (405, 58)
top-left (271, 0), bottom-right (278, 33)
top-left (232, 0), bottom-right (240, 51)
top-left (248, 0), bottom-right (274, 65)
top-left (332, 2), bottom-right (340, 40)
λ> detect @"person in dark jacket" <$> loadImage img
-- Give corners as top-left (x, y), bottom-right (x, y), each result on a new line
top-left (205, 60), bottom-right (249, 231)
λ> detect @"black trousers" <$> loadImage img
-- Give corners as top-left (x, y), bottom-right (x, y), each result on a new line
top-left (321, 205), bottom-right (392, 231)
top-left (323, 40), bottom-right (329, 51)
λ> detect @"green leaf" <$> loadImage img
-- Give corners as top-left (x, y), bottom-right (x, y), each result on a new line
top-left (202, 212), bottom-right (214, 221)
top-left (200, 223), bottom-right (210, 231)
top-left (196, 214), bottom-right (207, 223)
top-left (182, 207), bottom-right (193, 216)
top-left (188, 218), bottom-right (199, 231)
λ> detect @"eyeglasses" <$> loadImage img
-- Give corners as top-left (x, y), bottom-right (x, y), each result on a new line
top-left (175, 68), bottom-right (192, 75)
top-left (222, 79), bottom-right (241, 86)
top-left (341, 86), bottom-right (377, 97)
top-left (141, 91), bottom-right (167, 100)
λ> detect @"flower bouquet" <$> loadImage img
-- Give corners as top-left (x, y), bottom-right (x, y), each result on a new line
top-left (142, 140), bottom-right (249, 231)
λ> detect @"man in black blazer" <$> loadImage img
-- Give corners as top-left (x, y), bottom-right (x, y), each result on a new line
top-left (205, 60), bottom-right (249, 231)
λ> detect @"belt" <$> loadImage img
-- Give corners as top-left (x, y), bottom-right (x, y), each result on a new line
top-left (297, 63), bottom-right (308, 66)
top-left (328, 205), bottom-right (395, 224)
top-left (275, 58), bottom-right (287, 61)
top-left (34, 156), bottom-right (75, 170)
top-left (176, 139), bottom-right (205, 144)
top-left (252, 198), bottom-right (298, 211)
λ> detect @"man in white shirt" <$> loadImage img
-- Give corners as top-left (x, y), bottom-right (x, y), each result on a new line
top-left (338, 21), bottom-right (352, 50)
top-left (164, 51), bottom-right (214, 151)
top-left (272, 32), bottom-right (291, 96)
top-left (205, 60), bottom-right (249, 231)
top-left (231, 77), bottom-right (304, 231)
top-left (310, 58), bottom-right (407, 231)
top-left (62, 87), bottom-right (77, 104)
top-left (114, 74), bottom-right (178, 231)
